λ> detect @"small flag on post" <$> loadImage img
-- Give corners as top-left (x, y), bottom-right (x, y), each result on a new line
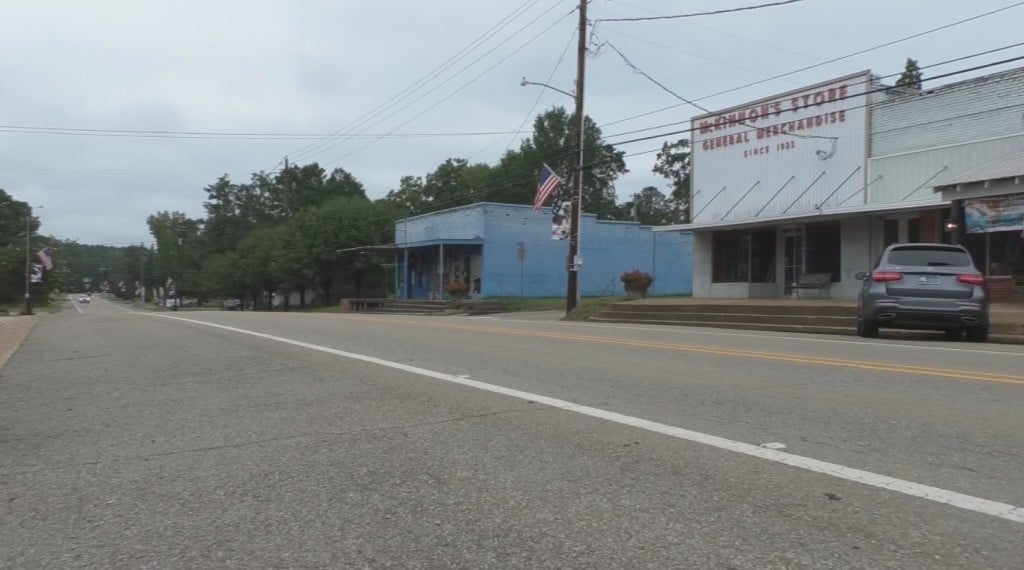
top-left (37, 247), bottom-right (53, 271)
top-left (532, 164), bottom-right (563, 213)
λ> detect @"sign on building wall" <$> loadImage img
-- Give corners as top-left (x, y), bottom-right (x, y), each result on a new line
top-left (965, 193), bottom-right (1024, 233)
top-left (691, 71), bottom-right (871, 224)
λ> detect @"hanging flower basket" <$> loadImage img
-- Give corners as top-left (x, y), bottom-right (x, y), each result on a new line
top-left (620, 269), bottom-right (653, 298)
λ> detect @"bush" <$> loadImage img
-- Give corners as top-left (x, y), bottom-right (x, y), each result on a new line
top-left (620, 269), bottom-right (653, 297)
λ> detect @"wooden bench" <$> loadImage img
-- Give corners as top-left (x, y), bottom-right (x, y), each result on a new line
top-left (786, 273), bottom-right (832, 299)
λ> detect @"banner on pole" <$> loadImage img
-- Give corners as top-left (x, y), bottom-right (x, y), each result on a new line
top-left (550, 197), bottom-right (571, 240)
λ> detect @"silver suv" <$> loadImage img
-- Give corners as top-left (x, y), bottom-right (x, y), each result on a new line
top-left (855, 243), bottom-right (990, 342)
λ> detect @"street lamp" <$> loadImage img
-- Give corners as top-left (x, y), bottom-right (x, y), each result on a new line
top-left (521, 72), bottom-right (586, 315)
top-left (520, 77), bottom-right (575, 98)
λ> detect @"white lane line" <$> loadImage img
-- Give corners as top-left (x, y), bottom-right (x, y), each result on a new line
top-left (477, 316), bottom-right (1024, 356)
top-left (68, 296), bottom-right (84, 314)
top-left (136, 310), bottom-right (1024, 525)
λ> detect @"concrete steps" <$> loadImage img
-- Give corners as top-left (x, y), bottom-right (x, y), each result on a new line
top-left (363, 299), bottom-right (506, 316)
top-left (589, 316), bottom-right (851, 336)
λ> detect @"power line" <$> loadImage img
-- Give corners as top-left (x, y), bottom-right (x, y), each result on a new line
top-left (604, 56), bottom-right (1024, 147)
top-left (603, 39), bottom-right (709, 113)
top-left (600, 1), bottom-right (1024, 128)
top-left (603, 37), bottom-right (838, 142)
top-left (468, 26), bottom-right (578, 161)
top-left (593, 0), bottom-right (807, 22)
top-left (273, 0), bottom-right (543, 170)
top-left (601, 42), bottom-right (1024, 140)
top-left (288, 0), bottom-right (571, 167)
top-left (0, 126), bottom-right (531, 141)
top-left (330, 9), bottom-right (576, 165)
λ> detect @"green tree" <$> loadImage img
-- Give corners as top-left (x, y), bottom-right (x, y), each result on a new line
top-left (896, 58), bottom-right (923, 90)
top-left (489, 107), bottom-right (627, 219)
top-left (652, 139), bottom-right (692, 223)
top-left (621, 186), bottom-right (675, 226)
top-left (147, 211), bottom-right (202, 299)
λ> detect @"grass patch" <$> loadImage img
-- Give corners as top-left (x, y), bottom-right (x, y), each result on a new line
top-left (491, 297), bottom-right (570, 312)
top-left (1, 300), bottom-right (62, 315)
top-left (565, 296), bottom-right (621, 321)
top-left (289, 305), bottom-right (340, 314)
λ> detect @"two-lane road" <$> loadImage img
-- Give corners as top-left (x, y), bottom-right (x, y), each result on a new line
top-left (2, 295), bottom-right (1022, 567)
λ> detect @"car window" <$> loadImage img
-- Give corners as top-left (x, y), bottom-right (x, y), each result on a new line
top-left (886, 246), bottom-right (971, 267)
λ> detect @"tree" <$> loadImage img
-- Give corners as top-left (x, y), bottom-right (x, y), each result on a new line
top-left (896, 58), bottom-right (923, 90)
top-left (147, 211), bottom-right (202, 299)
top-left (507, 107), bottom-right (627, 219)
top-left (621, 186), bottom-right (675, 226)
top-left (652, 139), bottom-right (692, 223)
top-left (382, 175), bottom-right (429, 216)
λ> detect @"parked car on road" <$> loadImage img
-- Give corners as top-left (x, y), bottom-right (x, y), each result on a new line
top-left (856, 243), bottom-right (990, 342)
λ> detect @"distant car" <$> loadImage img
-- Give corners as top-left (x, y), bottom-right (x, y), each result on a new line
top-left (856, 243), bottom-right (989, 342)
top-left (219, 298), bottom-right (241, 311)
top-left (76, 296), bottom-right (91, 304)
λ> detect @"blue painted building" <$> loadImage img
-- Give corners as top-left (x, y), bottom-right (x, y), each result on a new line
top-left (393, 203), bottom-right (692, 299)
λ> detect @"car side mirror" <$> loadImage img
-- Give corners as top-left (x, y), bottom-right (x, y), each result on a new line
top-left (854, 271), bottom-right (868, 281)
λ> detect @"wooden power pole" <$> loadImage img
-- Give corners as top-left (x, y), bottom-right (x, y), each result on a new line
top-left (566, 0), bottom-right (587, 315)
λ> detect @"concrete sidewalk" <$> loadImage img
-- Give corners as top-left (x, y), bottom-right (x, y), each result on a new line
top-left (588, 297), bottom-right (1024, 343)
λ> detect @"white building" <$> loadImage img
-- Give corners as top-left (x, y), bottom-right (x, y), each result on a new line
top-left (659, 66), bottom-right (1024, 300)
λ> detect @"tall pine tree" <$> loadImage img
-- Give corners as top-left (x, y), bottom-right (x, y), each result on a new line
top-left (896, 58), bottom-right (923, 90)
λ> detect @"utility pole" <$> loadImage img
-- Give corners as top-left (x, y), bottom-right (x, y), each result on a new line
top-left (24, 206), bottom-right (32, 315)
top-left (565, 0), bottom-right (587, 315)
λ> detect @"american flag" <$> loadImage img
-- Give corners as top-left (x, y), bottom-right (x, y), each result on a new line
top-left (37, 247), bottom-right (53, 271)
top-left (532, 163), bottom-right (562, 213)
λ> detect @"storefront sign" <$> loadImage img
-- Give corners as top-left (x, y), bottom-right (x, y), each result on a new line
top-left (691, 72), bottom-right (870, 224)
top-left (965, 193), bottom-right (1024, 233)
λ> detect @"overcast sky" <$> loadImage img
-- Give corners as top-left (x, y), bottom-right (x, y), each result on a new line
top-left (3, 0), bottom-right (1023, 245)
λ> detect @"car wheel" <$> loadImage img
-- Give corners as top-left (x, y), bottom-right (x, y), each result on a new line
top-left (945, 328), bottom-right (963, 341)
top-left (965, 325), bottom-right (989, 343)
top-left (858, 317), bottom-right (879, 338)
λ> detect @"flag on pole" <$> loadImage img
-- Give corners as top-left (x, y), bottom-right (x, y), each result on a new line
top-left (37, 247), bottom-right (53, 270)
top-left (532, 164), bottom-right (563, 213)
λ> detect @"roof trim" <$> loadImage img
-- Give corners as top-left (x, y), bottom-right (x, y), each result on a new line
top-left (654, 200), bottom-right (948, 232)
top-left (933, 150), bottom-right (1024, 189)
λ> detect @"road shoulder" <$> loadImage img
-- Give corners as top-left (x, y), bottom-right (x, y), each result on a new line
top-left (0, 315), bottom-right (40, 372)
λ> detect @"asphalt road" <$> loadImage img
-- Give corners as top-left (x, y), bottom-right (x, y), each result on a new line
top-left (1, 296), bottom-right (1022, 568)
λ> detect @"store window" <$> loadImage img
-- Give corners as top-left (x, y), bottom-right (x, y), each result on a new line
top-left (712, 229), bottom-right (776, 283)
top-left (804, 222), bottom-right (841, 282)
top-left (907, 217), bottom-right (920, 243)
top-left (750, 230), bottom-right (776, 283)
top-left (883, 219), bottom-right (899, 247)
top-left (712, 231), bottom-right (749, 283)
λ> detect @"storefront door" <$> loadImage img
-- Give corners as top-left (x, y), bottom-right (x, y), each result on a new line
top-left (782, 227), bottom-right (805, 287)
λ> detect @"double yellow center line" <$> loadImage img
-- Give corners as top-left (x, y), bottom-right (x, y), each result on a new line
top-left (345, 316), bottom-right (1024, 386)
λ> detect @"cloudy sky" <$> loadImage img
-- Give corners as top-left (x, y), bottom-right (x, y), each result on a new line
top-left (3, 0), bottom-right (1023, 245)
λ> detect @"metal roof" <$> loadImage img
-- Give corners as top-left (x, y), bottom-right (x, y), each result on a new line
top-left (934, 151), bottom-right (1024, 188)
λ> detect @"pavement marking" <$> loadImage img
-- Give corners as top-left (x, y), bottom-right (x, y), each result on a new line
top-left (479, 315), bottom-right (1024, 357)
top-left (131, 310), bottom-right (1024, 524)
top-left (67, 296), bottom-right (84, 314)
top-left (343, 316), bottom-right (1024, 386)
top-left (761, 442), bottom-right (787, 450)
